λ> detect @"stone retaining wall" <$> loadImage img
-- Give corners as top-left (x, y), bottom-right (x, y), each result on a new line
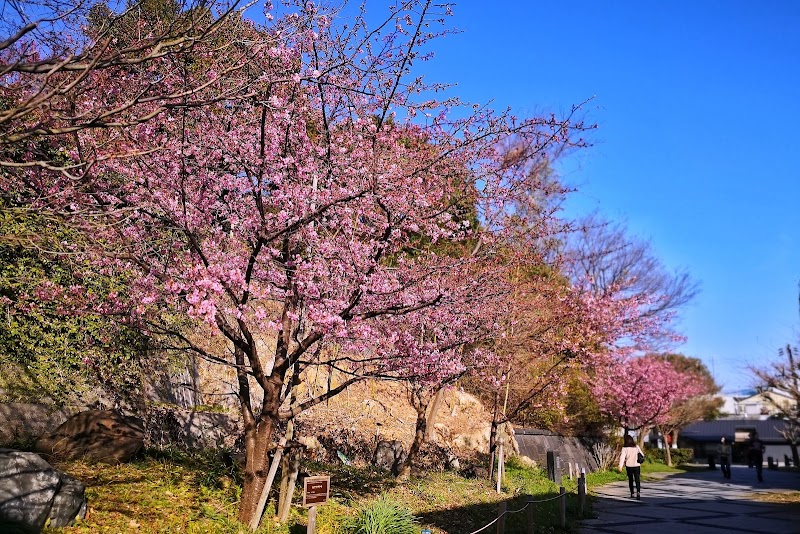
top-left (1, 402), bottom-right (240, 451)
top-left (514, 428), bottom-right (600, 473)
top-left (0, 404), bottom-right (82, 446)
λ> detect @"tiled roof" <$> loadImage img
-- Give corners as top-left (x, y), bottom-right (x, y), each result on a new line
top-left (680, 418), bottom-right (791, 442)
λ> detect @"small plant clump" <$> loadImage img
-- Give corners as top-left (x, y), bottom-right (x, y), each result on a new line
top-left (343, 495), bottom-right (419, 534)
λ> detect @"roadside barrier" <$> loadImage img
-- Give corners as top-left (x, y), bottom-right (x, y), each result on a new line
top-left (465, 473), bottom-right (587, 534)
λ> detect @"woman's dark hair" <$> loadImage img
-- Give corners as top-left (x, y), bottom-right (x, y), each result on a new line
top-left (624, 434), bottom-right (635, 447)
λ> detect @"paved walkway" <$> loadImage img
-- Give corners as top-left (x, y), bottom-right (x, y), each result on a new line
top-left (581, 465), bottom-right (800, 534)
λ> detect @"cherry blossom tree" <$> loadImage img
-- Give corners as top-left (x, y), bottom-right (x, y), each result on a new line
top-left (466, 252), bottom-right (670, 477)
top-left (566, 213), bottom-right (698, 349)
top-left (560, 213), bottom-right (702, 447)
top-left (1, 0), bottom-right (256, 177)
top-left (592, 354), bottom-right (707, 441)
top-left (656, 353), bottom-right (721, 465)
top-left (2, 0), bottom-right (594, 524)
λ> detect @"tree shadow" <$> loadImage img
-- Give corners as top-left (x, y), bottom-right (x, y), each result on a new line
top-left (304, 461), bottom-right (399, 502)
top-left (416, 490), bottom-right (588, 533)
top-left (583, 467), bottom-right (800, 534)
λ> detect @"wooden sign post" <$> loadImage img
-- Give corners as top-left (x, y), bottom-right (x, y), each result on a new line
top-left (303, 475), bottom-right (330, 534)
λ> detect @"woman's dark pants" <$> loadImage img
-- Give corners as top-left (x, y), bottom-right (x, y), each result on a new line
top-left (720, 456), bottom-right (731, 479)
top-left (625, 466), bottom-right (641, 494)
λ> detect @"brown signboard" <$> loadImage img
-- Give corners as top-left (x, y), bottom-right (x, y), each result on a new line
top-left (302, 476), bottom-right (330, 507)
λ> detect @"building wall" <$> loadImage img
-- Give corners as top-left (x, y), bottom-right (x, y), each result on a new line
top-left (679, 439), bottom-right (794, 467)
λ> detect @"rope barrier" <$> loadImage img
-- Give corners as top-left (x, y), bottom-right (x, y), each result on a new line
top-left (519, 492), bottom-right (569, 504)
top-left (465, 514), bottom-right (502, 534)
top-left (463, 488), bottom-right (579, 534)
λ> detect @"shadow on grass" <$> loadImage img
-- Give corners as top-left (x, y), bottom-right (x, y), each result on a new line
top-left (304, 461), bottom-right (399, 502)
top-left (416, 490), bottom-right (589, 534)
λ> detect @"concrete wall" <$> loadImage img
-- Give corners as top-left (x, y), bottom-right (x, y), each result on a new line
top-left (514, 428), bottom-right (600, 473)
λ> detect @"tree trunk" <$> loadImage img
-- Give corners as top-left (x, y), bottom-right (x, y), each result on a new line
top-left (659, 427), bottom-right (673, 466)
top-left (489, 393), bottom-right (500, 480)
top-left (238, 414), bottom-right (278, 525)
top-left (791, 442), bottom-right (800, 468)
top-left (424, 388), bottom-right (446, 442)
top-left (397, 392), bottom-right (429, 480)
top-left (636, 427), bottom-right (647, 448)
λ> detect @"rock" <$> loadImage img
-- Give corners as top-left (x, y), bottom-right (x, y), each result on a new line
top-left (0, 449), bottom-right (87, 533)
top-left (373, 440), bottom-right (407, 475)
top-left (0, 404), bottom-right (82, 448)
top-left (34, 410), bottom-right (144, 463)
top-left (461, 464), bottom-right (489, 479)
top-left (445, 451), bottom-right (460, 470)
top-left (143, 406), bottom-right (241, 450)
top-left (451, 426), bottom-right (491, 452)
top-left (297, 435), bottom-right (321, 453)
top-left (514, 454), bottom-right (537, 468)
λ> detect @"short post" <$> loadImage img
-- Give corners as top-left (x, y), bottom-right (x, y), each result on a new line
top-left (307, 506), bottom-right (317, 534)
top-left (496, 442), bottom-right (505, 493)
top-left (568, 462), bottom-right (574, 480)
top-left (581, 467), bottom-right (587, 493)
top-left (302, 476), bottom-right (330, 534)
top-left (497, 501), bottom-right (507, 534)
top-left (559, 486), bottom-right (566, 528)
top-left (546, 450), bottom-right (555, 481)
top-left (554, 455), bottom-right (562, 485)
top-left (578, 473), bottom-right (586, 515)
top-left (525, 499), bottom-right (535, 534)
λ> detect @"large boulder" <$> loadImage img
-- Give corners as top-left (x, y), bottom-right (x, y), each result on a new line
top-left (143, 406), bottom-right (241, 450)
top-left (373, 440), bottom-right (407, 475)
top-left (34, 410), bottom-right (144, 463)
top-left (0, 449), bottom-right (87, 533)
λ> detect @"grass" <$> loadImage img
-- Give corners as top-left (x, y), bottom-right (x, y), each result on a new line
top-left (342, 495), bottom-right (420, 534)
top-left (46, 449), bottom-right (250, 534)
top-left (43, 452), bottom-right (686, 534)
top-left (587, 459), bottom-right (685, 485)
top-left (751, 492), bottom-right (800, 505)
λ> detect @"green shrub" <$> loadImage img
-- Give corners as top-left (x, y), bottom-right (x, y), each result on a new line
top-left (645, 447), bottom-right (693, 465)
top-left (670, 448), bottom-right (694, 465)
top-left (343, 495), bottom-right (419, 534)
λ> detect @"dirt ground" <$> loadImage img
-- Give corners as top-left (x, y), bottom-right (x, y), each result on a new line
top-left (293, 378), bottom-right (500, 465)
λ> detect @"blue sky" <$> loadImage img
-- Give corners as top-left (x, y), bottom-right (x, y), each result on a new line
top-left (247, 1), bottom-right (800, 392)
top-left (405, 0), bottom-right (800, 392)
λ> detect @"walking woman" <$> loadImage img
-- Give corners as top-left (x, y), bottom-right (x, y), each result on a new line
top-left (618, 434), bottom-right (644, 499)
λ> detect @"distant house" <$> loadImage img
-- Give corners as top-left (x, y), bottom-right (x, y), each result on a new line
top-left (719, 387), bottom-right (797, 419)
top-left (678, 418), bottom-right (794, 466)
